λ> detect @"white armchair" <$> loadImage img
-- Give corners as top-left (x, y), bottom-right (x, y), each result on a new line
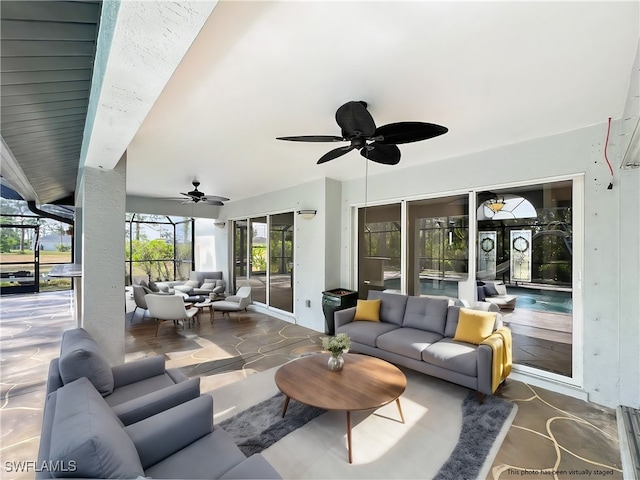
top-left (145, 294), bottom-right (199, 336)
top-left (131, 284), bottom-right (171, 322)
top-left (210, 286), bottom-right (251, 322)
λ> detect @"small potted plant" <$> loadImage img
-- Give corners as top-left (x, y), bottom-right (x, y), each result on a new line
top-left (321, 333), bottom-right (351, 371)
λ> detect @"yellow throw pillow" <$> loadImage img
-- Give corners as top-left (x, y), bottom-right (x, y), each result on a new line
top-left (353, 299), bottom-right (381, 322)
top-left (453, 308), bottom-right (496, 345)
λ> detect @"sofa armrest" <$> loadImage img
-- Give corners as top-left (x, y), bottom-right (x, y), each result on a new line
top-left (334, 306), bottom-right (356, 330)
top-left (477, 344), bottom-right (494, 396)
top-left (125, 395), bottom-right (213, 469)
top-left (112, 377), bottom-right (201, 426)
top-left (45, 358), bottom-right (64, 395)
top-left (166, 367), bottom-right (189, 384)
top-left (112, 356), bottom-right (166, 388)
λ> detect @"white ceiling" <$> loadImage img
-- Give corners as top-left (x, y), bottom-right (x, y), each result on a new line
top-left (125, 1), bottom-right (639, 204)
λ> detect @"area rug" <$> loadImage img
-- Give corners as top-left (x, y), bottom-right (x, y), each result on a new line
top-left (219, 392), bottom-right (326, 456)
top-left (208, 366), bottom-right (517, 479)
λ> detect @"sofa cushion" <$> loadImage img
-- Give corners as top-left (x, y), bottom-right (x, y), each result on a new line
top-left (402, 296), bottom-right (449, 334)
top-left (422, 338), bottom-right (478, 377)
top-left (174, 284), bottom-right (194, 294)
top-left (58, 328), bottom-right (114, 396)
top-left (453, 308), bottom-right (496, 345)
top-left (143, 428), bottom-right (247, 479)
top-left (367, 291), bottom-right (408, 326)
top-left (184, 279), bottom-right (200, 288)
top-left (148, 281), bottom-right (160, 292)
top-left (336, 321), bottom-right (399, 347)
top-left (484, 283), bottom-right (499, 297)
top-left (353, 299), bottom-right (381, 322)
top-left (376, 328), bottom-right (443, 361)
top-left (50, 378), bottom-right (144, 479)
top-left (201, 280), bottom-right (217, 290)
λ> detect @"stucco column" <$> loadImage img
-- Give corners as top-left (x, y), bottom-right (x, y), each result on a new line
top-left (80, 154), bottom-right (126, 365)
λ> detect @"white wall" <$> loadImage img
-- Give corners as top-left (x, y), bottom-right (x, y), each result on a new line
top-left (213, 178), bottom-right (340, 332)
top-left (126, 195), bottom-right (221, 218)
top-left (338, 122), bottom-right (638, 408)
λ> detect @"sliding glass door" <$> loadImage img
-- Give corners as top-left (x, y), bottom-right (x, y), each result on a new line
top-left (249, 217), bottom-right (267, 304)
top-left (406, 195), bottom-right (469, 298)
top-left (353, 178), bottom-right (580, 382)
top-left (476, 180), bottom-right (574, 378)
top-left (357, 204), bottom-right (402, 298)
top-left (232, 212), bottom-right (295, 313)
top-left (233, 220), bottom-right (248, 292)
top-left (269, 212), bottom-right (294, 313)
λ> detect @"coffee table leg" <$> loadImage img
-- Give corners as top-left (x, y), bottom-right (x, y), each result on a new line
top-left (346, 411), bottom-right (353, 463)
top-left (396, 398), bottom-right (405, 424)
top-left (281, 396), bottom-right (290, 418)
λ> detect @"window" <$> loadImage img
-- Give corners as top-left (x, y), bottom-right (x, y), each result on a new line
top-left (125, 214), bottom-right (194, 284)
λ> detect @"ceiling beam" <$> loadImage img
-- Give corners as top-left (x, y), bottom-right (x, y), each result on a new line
top-left (81, 1), bottom-right (219, 171)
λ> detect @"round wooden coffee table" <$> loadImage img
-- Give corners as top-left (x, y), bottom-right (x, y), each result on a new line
top-left (275, 353), bottom-right (406, 463)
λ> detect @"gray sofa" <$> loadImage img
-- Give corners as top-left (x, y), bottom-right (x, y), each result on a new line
top-left (155, 270), bottom-right (226, 296)
top-left (47, 327), bottom-right (200, 425)
top-left (37, 377), bottom-right (281, 479)
top-left (335, 291), bottom-right (511, 399)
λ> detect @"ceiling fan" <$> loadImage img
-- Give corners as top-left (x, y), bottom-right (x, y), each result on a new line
top-left (276, 100), bottom-right (448, 165)
top-left (169, 181), bottom-right (229, 205)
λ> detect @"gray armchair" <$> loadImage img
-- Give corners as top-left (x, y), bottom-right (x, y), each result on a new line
top-left (47, 328), bottom-right (200, 426)
top-left (37, 377), bottom-right (281, 479)
top-left (131, 284), bottom-right (171, 321)
top-left (211, 286), bottom-right (251, 322)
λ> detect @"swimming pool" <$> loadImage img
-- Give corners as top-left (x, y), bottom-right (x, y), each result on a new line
top-left (507, 286), bottom-right (572, 314)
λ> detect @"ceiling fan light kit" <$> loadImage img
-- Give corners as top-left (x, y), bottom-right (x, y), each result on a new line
top-left (277, 100), bottom-right (448, 165)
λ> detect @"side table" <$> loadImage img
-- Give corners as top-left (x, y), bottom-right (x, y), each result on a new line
top-left (194, 299), bottom-right (214, 324)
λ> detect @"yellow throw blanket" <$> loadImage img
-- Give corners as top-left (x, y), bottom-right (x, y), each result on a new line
top-left (481, 327), bottom-right (513, 393)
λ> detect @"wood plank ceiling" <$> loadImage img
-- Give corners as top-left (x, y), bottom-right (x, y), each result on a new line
top-left (0, 1), bottom-right (102, 205)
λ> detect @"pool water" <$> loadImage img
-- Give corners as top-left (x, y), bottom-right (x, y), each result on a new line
top-left (507, 286), bottom-right (572, 314)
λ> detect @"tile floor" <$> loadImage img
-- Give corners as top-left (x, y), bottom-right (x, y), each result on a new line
top-left (0, 291), bottom-right (624, 479)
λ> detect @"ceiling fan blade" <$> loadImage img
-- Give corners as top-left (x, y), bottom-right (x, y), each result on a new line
top-left (335, 101), bottom-right (376, 139)
top-left (374, 122), bottom-right (448, 145)
top-left (203, 200), bottom-right (224, 206)
top-left (203, 195), bottom-right (230, 202)
top-left (276, 135), bottom-right (345, 142)
top-left (361, 142), bottom-right (401, 165)
top-left (317, 145), bottom-right (356, 164)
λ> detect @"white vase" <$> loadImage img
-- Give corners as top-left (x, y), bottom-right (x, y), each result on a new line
top-left (327, 353), bottom-right (344, 372)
